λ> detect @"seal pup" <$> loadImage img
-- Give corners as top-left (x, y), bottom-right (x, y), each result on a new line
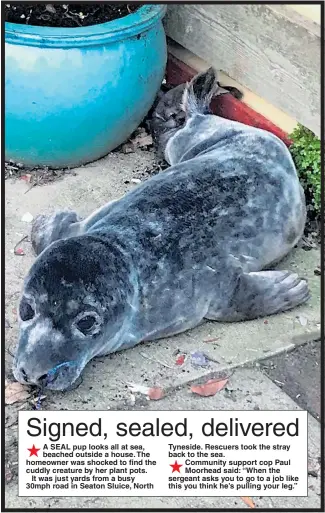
top-left (13, 68), bottom-right (308, 391)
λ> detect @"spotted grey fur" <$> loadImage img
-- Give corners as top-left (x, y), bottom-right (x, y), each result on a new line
top-left (13, 68), bottom-right (308, 391)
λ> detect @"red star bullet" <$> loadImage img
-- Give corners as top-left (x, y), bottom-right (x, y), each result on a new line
top-left (170, 460), bottom-right (183, 473)
top-left (27, 444), bottom-right (40, 457)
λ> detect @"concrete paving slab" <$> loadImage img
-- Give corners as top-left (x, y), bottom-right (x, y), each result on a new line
top-left (262, 340), bottom-right (321, 421)
top-left (5, 149), bottom-right (320, 409)
top-left (5, 368), bottom-right (321, 509)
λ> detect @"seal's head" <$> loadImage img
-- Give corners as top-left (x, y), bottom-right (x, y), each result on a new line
top-left (13, 235), bottom-right (136, 390)
top-left (149, 83), bottom-right (187, 158)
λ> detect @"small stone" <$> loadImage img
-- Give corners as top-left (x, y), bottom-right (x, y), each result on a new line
top-left (45, 4), bottom-right (56, 13)
top-left (21, 212), bottom-right (33, 223)
top-left (121, 143), bottom-right (135, 154)
top-left (129, 394), bottom-right (136, 405)
top-left (5, 466), bottom-right (13, 483)
top-left (131, 178), bottom-right (141, 184)
top-left (297, 315), bottom-right (308, 327)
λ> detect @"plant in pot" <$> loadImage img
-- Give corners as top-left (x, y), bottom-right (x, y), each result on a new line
top-left (5, 3), bottom-right (167, 168)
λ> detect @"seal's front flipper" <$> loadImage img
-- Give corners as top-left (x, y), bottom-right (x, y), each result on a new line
top-left (206, 270), bottom-right (310, 322)
top-left (31, 210), bottom-right (82, 255)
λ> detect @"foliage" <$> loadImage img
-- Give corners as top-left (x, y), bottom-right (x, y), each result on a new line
top-left (289, 124), bottom-right (321, 213)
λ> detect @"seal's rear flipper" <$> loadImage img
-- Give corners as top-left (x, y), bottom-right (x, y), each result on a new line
top-left (206, 270), bottom-right (310, 322)
top-left (182, 67), bottom-right (219, 117)
top-left (31, 210), bottom-right (82, 255)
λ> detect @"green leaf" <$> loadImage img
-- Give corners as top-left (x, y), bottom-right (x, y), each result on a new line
top-left (289, 124), bottom-right (320, 212)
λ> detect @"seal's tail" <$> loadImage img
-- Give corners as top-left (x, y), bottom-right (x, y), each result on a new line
top-left (182, 67), bottom-right (219, 117)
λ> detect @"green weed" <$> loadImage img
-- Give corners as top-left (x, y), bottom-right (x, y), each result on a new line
top-left (289, 124), bottom-right (321, 213)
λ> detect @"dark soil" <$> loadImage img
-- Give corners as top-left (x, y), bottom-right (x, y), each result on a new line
top-left (296, 177), bottom-right (321, 247)
top-left (5, 160), bottom-right (77, 188)
top-left (4, 3), bottom-right (140, 28)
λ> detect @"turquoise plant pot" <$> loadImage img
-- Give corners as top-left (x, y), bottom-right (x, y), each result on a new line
top-left (5, 5), bottom-right (167, 167)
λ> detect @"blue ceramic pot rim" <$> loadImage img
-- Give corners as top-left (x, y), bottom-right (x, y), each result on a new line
top-left (5, 4), bottom-right (167, 48)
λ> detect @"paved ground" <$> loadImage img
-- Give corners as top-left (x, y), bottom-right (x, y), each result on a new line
top-left (262, 341), bottom-right (321, 421)
top-left (5, 148), bottom-right (321, 509)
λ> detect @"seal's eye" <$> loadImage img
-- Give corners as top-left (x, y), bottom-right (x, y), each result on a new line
top-left (19, 301), bottom-right (35, 322)
top-left (76, 315), bottom-right (97, 335)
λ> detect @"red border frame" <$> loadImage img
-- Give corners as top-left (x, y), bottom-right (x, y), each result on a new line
top-left (166, 54), bottom-right (292, 146)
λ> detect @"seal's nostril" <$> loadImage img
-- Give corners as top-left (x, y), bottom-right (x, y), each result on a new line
top-left (21, 368), bottom-right (28, 381)
top-left (38, 374), bottom-right (48, 383)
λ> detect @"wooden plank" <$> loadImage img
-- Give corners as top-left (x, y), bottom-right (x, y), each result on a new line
top-left (164, 4), bottom-right (320, 136)
top-left (288, 4), bottom-right (321, 24)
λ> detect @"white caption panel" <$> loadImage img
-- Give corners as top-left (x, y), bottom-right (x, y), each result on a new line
top-left (19, 410), bottom-right (307, 497)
